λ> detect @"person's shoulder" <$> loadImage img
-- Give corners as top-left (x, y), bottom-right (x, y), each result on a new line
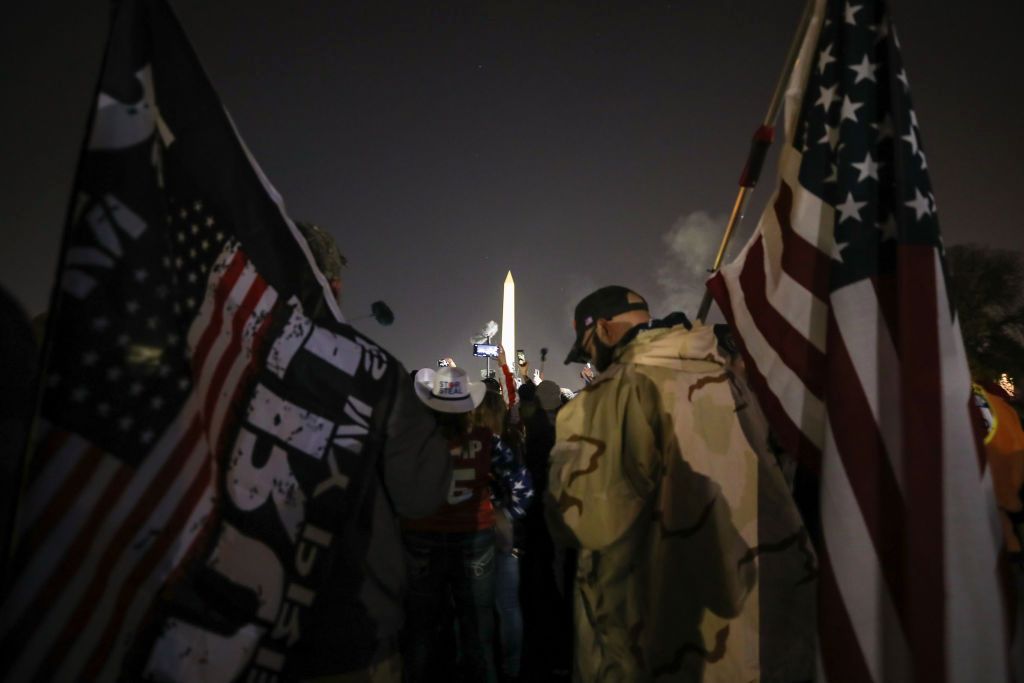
top-left (563, 365), bottom-right (622, 405)
top-left (622, 324), bottom-right (725, 376)
top-left (556, 365), bottom-right (637, 423)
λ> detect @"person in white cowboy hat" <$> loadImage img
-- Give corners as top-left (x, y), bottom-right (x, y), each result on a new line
top-left (402, 365), bottom-right (533, 683)
top-left (411, 364), bottom-right (488, 414)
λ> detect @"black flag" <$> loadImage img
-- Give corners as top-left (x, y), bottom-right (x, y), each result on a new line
top-left (1, 1), bottom-right (399, 680)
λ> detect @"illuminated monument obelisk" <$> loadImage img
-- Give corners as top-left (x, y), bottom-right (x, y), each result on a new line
top-left (501, 271), bottom-right (515, 366)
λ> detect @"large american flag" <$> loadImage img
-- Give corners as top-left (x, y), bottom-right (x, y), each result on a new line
top-left (707, 0), bottom-right (1007, 680)
top-left (1, 0), bottom-right (387, 680)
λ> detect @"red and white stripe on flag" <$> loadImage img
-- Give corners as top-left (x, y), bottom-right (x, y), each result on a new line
top-left (0, 243), bottom-right (278, 682)
top-left (706, 0), bottom-right (1007, 680)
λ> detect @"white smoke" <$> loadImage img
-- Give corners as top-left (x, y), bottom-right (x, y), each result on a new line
top-left (655, 211), bottom-right (728, 317)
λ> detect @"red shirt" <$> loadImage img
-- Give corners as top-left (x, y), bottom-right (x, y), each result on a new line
top-left (403, 427), bottom-right (497, 533)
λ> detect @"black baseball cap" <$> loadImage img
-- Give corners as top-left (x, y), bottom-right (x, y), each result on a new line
top-left (564, 286), bottom-right (649, 364)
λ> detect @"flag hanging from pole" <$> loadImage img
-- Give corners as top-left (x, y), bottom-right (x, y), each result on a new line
top-left (706, 0), bottom-right (1007, 681)
top-left (1, 0), bottom-right (400, 680)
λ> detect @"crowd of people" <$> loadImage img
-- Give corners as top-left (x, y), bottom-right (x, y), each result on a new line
top-left (230, 225), bottom-right (820, 683)
top-left (309, 280), bottom-right (826, 682)
top-left (288, 227), bottom-right (1022, 683)
top-left (2, 223), bottom-right (1021, 683)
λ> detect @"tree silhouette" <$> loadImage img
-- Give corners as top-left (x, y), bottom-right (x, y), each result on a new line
top-left (947, 244), bottom-right (1024, 395)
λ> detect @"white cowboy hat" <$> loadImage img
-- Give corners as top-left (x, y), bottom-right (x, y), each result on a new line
top-left (413, 366), bottom-right (487, 414)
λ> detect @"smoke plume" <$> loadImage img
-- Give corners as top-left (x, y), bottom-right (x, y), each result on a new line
top-left (655, 211), bottom-right (727, 317)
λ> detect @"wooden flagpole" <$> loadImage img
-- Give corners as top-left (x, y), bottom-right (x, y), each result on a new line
top-left (696, 0), bottom-right (816, 323)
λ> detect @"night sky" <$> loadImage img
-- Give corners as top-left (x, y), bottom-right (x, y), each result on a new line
top-left (2, 1), bottom-right (1021, 390)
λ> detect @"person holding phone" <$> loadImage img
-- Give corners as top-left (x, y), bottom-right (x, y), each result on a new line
top-left (495, 346), bottom-right (518, 410)
top-left (515, 349), bottom-right (529, 384)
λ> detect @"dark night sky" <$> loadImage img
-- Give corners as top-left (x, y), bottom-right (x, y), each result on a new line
top-left (2, 1), bottom-right (1022, 389)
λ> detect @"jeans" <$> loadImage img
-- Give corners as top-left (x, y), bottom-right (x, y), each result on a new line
top-left (403, 529), bottom-right (498, 683)
top-left (494, 548), bottom-right (523, 677)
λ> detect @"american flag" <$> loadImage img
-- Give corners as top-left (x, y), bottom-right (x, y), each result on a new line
top-left (706, 0), bottom-right (1007, 680)
top-left (1, 1), bottom-right (383, 681)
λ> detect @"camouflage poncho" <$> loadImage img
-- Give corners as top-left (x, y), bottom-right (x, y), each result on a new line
top-left (548, 321), bottom-right (816, 682)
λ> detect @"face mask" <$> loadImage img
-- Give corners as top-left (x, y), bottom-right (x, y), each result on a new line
top-left (590, 332), bottom-right (617, 372)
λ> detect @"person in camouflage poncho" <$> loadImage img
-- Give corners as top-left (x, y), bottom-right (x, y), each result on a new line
top-left (549, 286), bottom-right (816, 682)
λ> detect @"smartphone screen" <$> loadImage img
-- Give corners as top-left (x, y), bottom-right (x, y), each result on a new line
top-left (473, 344), bottom-right (499, 358)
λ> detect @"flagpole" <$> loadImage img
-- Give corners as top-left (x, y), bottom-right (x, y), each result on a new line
top-left (695, 0), bottom-right (816, 323)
